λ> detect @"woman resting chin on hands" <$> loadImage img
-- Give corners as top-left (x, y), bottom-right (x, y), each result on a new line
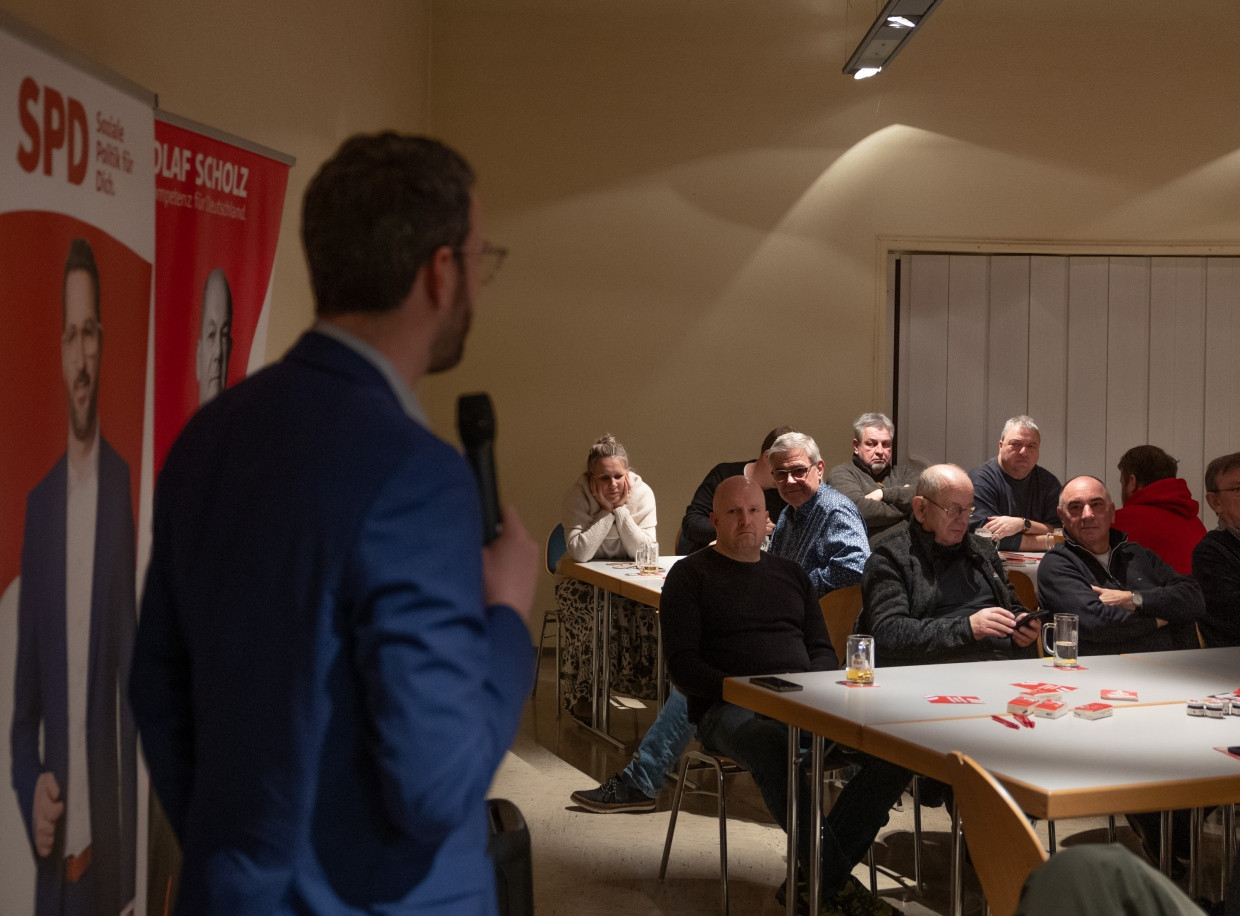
top-left (555, 434), bottom-right (658, 722)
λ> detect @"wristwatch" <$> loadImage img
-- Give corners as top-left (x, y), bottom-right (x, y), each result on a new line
top-left (1131, 591), bottom-right (1143, 610)
top-left (1022, 518), bottom-right (1031, 531)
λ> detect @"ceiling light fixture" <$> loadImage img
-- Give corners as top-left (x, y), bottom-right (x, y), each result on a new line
top-left (843, 0), bottom-right (944, 79)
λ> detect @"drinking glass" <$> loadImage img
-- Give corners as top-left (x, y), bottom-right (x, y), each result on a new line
top-left (634, 540), bottom-right (659, 575)
top-left (1041, 613), bottom-right (1079, 668)
top-left (846, 634), bottom-right (875, 684)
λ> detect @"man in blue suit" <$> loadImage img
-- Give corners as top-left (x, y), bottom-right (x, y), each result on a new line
top-left (11, 237), bottom-right (137, 915)
top-left (129, 134), bottom-right (538, 915)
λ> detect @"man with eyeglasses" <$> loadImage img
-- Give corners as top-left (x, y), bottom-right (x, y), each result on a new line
top-left (829, 412), bottom-right (922, 547)
top-left (859, 464), bottom-right (1040, 667)
top-left (767, 431), bottom-right (869, 597)
top-left (12, 237), bottom-right (137, 915)
top-left (968, 415), bottom-right (1062, 551)
top-left (129, 134), bottom-right (537, 913)
top-left (1192, 451), bottom-right (1240, 647)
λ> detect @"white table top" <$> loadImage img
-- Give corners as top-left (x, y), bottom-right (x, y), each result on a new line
top-left (722, 647), bottom-right (1240, 820)
top-left (867, 703), bottom-right (1240, 819)
top-left (562, 557), bottom-right (684, 608)
top-left (1124, 647), bottom-right (1240, 687)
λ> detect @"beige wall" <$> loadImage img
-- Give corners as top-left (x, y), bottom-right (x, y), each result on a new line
top-left (4, 0), bottom-right (1238, 619)
top-left (426, 0), bottom-right (1240, 614)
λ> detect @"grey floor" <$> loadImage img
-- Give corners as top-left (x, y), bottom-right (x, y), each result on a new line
top-left (492, 649), bottom-right (1233, 915)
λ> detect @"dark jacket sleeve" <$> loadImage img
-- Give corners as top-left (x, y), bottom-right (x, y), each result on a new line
top-left (1122, 546), bottom-right (1204, 626)
top-left (860, 546), bottom-right (976, 665)
top-left (968, 461), bottom-right (1021, 551)
top-left (1193, 535), bottom-right (1240, 646)
top-left (1037, 546), bottom-right (1160, 648)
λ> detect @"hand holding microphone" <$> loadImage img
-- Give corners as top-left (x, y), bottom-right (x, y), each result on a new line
top-left (458, 393), bottom-right (537, 621)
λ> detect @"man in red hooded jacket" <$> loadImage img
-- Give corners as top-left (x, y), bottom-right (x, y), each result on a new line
top-left (1113, 444), bottom-right (1207, 574)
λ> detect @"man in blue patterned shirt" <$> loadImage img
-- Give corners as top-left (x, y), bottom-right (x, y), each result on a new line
top-left (768, 431), bottom-right (870, 597)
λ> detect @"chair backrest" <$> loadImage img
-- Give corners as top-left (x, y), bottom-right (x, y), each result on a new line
top-left (819, 584), bottom-right (863, 667)
top-left (946, 751), bottom-right (1048, 916)
top-left (1006, 569), bottom-right (1038, 614)
top-left (546, 524), bottom-right (567, 575)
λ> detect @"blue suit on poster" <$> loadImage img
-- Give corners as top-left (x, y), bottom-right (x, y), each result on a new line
top-left (10, 438), bottom-right (138, 916)
top-left (129, 331), bottom-right (534, 915)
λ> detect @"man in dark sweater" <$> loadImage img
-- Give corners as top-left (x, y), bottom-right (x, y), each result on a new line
top-left (661, 476), bottom-right (910, 916)
top-left (1194, 451), bottom-right (1240, 647)
top-left (968, 415), bottom-right (1062, 551)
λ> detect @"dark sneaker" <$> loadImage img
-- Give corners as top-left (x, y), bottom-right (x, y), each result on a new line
top-left (570, 775), bottom-right (656, 813)
top-left (827, 876), bottom-right (900, 916)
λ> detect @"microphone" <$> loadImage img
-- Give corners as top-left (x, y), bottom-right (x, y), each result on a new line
top-left (457, 392), bottom-right (502, 545)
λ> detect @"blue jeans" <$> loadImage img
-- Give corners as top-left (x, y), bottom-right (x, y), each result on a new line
top-left (696, 700), bottom-right (911, 898)
top-left (621, 686), bottom-right (695, 797)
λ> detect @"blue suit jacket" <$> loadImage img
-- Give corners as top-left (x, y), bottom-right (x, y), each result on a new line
top-left (130, 331), bottom-right (534, 914)
top-left (11, 437), bottom-right (137, 916)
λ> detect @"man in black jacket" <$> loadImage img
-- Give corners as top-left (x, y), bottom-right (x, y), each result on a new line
top-left (859, 464), bottom-right (1040, 667)
top-left (1038, 475), bottom-right (1203, 655)
top-left (1193, 451), bottom-right (1240, 647)
top-left (1041, 483), bottom-right (1207, 872)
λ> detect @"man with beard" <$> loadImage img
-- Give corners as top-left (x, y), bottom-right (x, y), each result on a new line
top-left (829, 412), bottom-right (922, 547)
top-left (129, 134), bottom-right (538, 914)
top-left (11, 237), bottom-right (136, 916)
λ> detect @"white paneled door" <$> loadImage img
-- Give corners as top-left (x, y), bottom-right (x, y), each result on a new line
top-left (894, 253), bottom-right (1240, 528)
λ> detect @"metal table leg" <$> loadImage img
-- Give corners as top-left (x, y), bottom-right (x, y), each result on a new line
top-left (575, 584), bottom-right (623, 749)
top-left (785, 726), bottom-right (799, 916)
top-left (808, 734), bottom-right (824, 916)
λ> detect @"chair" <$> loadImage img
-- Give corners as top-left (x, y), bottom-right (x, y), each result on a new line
top-left (533, 524), bottom-right (567, 705)
top-left (659, 749), bottom-right (746, 915)
top-left (819, 584), bottom-right (863, 667)
top-left (659, 744), bottom-right (869, 914)
top-left (818, 583), bottom-right (919, 890)
top-left (946, 751), bottom-right (1048, 916)
top-left (1006, 569), bottom-right (1038, 616)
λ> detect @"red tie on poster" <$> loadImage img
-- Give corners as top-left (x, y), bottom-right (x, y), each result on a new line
top-left (152, 111), bottom-right (291, 474)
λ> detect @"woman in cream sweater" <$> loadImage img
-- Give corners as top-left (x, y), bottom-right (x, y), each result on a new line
top-left (557, 434), bottom-right (658, 720)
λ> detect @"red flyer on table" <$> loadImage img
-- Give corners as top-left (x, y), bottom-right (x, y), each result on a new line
top-left (925, 695), bottom-right (983, 704)
top-left (1011, 681), bottom-right (1078, 694)
top-left (1101, 689), bottom-right (1138, 701)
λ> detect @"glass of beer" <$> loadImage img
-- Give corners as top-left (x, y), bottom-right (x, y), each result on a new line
top-left (1041, 613), bottom-right (1079, 668)
top-left (635, 539), bottom-right (659, 575)
top-left (846, 634), bottom-right (875, 684)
